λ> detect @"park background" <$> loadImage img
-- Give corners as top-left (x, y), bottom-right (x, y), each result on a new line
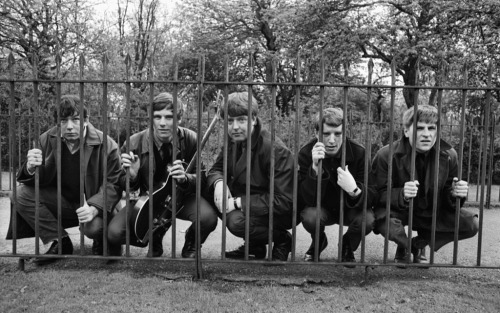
top-left (1, 0), bottom-right (500, 312)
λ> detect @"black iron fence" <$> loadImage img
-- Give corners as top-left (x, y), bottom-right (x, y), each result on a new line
top-left (1, 53), bottom-right (499, 278)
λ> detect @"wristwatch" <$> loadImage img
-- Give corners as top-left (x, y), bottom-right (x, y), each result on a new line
top-left (350, 187), bottom-right (360, 197)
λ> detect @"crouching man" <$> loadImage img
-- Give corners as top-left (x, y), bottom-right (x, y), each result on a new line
top-left (372, 104), bottom-right (478, 265)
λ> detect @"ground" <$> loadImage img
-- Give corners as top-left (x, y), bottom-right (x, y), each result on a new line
top-left (1, 173), bottom-right (500, 312)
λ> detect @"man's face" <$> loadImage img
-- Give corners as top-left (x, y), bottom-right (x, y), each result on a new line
top-left (404, 122), bottom-right (437, 153)
top-left (320, 124), bottom-right (343, 157)
top-left (228, 115), bottom-right (255, 142)
top-left (153, 109), bottom-right (179, 143)
top-left (61, 113), bottom-right (87, 142)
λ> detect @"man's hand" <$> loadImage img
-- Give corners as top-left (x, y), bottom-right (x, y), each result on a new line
top-left (121, 152), bottom-right (140, 180)
top-left (76, 204), bottom-right (98, 223)
top-left (214, 181), bottom-right (232, 213)
top-left (27, 148), bottom-right (43, 173)
top-left (337, 165), bottom-right (358, 195)
top-left (452, 177), bottom-right (468, 198)
top-left (311, 142), bottom-right (326, 175)
top-left (169, 160), bottom-right (187, 184)
top-left (403, 180), bottom-right (420, 200)
top-left (226, 197), bottom-right (239, 214)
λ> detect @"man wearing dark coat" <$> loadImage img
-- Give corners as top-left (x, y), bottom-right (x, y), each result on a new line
top-left (107, 92), bottom-right (218, 258)
top-left (372, 104), bottom-right (479, 265)
top-left (207, 92), bottom-right (295, 261)
top-left (7, 95), bottom-right (122, 265)
top-left (298, 107), bottom-right (376, 264)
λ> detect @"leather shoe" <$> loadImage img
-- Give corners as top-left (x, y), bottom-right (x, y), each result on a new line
top-left (304, 232), bottom-right (328, 262)
top-left (341, 241), bottom-right (356, 268)
top-left (181, 225), bottom-right (199, 258)
top-left (225, 244), bottom-right (266, 259)
top-left (33, 236), bottom-right (73, 265)
top-left (272, 231), bottom-right (292, 261)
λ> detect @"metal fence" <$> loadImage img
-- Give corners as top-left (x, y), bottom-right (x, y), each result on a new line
top-left (1, 53), bottom-right (499, 278)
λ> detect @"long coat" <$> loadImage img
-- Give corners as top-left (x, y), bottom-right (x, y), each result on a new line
top-left (7, 122), bottom-right (122, 239)
top-left (207, 118), bottom-right (294, 225)
top-left (371, 136), bottom-right (475, 232)
top-left (298, 137), bottom-right (377, 213)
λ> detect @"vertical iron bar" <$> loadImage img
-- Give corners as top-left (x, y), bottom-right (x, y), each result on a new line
top-left (32, 54), bottom-right (41, 256)
top-left (171, 56), bottom-right (179, 258)
top-left (314, 55), bottom-right (325, 262)
top-left (147, 58), bottom-right (155, 258)
top-left (430, 62), bottom-right (445, 264)
top-left (78, 54), bottom-right (86, 255)
top-left (477, 62), bottom-right (493, 266)
top-left (124, 54), bottom-right (132, 257)
top-left (8, 53), bottom-right (18, 257)
top-left (360, 59), bottom-right (374, 264)
top-left (244, 53), bottom-right (253, 261)
top-left (383, 60), bottom-right (396, 264)
top-left (338, 62), bottom-right (348, 262)
top-left (195, 55), bottom-right (205, 278)
top-left (221, 56), bottom-right (229, 260)
top-left (406, 59), bottom-right (420, 264)
top-left (291, 52), bottom-right (302, 262)
top-left (56, 54), bottom-right (63, 256)
top-left (267, 58), bottom-right (277, 260)
top-left (101, 54), bottom-right (109, 256)
top-left (452, 64), bottom-right (468, 264)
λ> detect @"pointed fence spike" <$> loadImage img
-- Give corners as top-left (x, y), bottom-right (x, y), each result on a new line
top-left (8, 52), bottom-right (15, 65)
top-left (79, 54), bottom-right (86, 67)
top-left (102, 53), bottom-right (109, 65)
top-left (32, 54), bottom-right (38, 78)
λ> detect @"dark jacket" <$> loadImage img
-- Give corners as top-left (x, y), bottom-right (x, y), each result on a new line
top-left (207, 118), bottom-right (294, 221)
top-left (298, 137), bottom-right (377, 212)
top-left (7, 122), bottom-right (122, 239)
top-left (119, 127), bottom-right (200, 196)
top-left (371, 136), bottom-right (469, 231)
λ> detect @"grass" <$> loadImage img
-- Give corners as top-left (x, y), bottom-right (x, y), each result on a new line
top-left (1, 259), bottom-right (499, 312)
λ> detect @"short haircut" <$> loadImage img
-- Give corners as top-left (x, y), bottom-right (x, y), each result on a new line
top-left (152, 92), bottom-right (184, 119)
top-left (314, 107), bottom-right (344, 132)
top-left (220, 92), bottom-right (258, 119)
top-left (53, 95), bottom-right (88, 122)
top-left (402, 104), bottom-right (438, 128)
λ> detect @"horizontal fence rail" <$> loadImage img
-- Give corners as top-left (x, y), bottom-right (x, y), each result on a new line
top-left (1, 53), bottom-right (499, 278)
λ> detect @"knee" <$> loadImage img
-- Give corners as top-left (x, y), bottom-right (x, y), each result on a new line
top-left (300, 207), bottom-right (319, 231)
top-left (468, 217), bottom-right (479, 237)
top-left (364, 212), bottom-right (375, 233)
top-left (199, 206), bottom-right (218, 231)
top-left (12, 184), bottom-right (34, 207)
top-left (83, 217), bottom-right (103, 239)
top-left (226, 211), bottom-right (245, 237)
top-left (107, 223), bottom-right (122, 245)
